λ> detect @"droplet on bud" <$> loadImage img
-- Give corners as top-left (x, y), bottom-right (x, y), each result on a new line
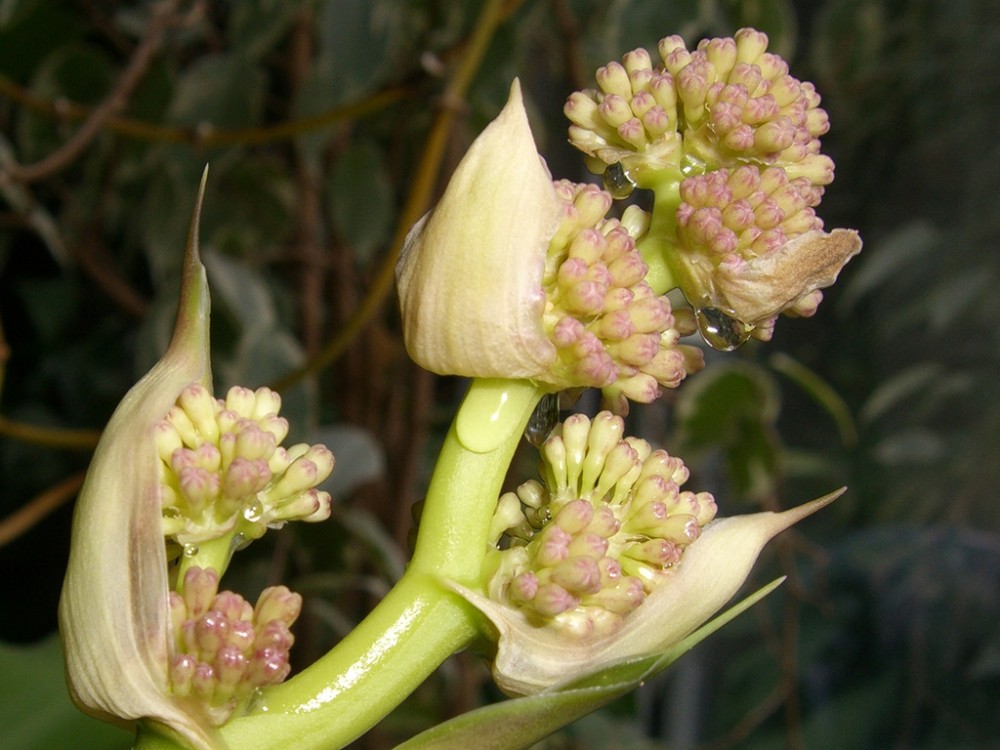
top-left (183, 543), bottom-right (200, 558)
top-left (525, 393), bottom-right (560, 447)
top-left (603, 162), bottom-right (636, 199)
top-left (694, 306), bottom-right (755, 351)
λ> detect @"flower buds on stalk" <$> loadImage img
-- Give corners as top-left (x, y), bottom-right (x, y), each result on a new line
top-left (453, 411), bottom-right (842, 695)
top-left (157, 382), bottom-right (334, 552)
top-left (564, 28), bottom-right (862, 344)
top-left (167, 567), bottom-right (301, 726)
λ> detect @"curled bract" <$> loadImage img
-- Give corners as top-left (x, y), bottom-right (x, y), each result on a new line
top-left (456, 492), bottom-right (841, 695)
top-left (711, 227), bottom-right (863, 323)
top-left (59, 172), bottom-right (224, 749)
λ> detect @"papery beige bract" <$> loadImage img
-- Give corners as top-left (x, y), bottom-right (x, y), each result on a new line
top-left (714, 228), bottom-right (863, 322)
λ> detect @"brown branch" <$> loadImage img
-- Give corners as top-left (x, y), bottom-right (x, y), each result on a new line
top-left (0, 471), bottom-right (86, 546)
top-left (0, 73), bottom-right (407, 148)
top-left (269, 0), bottom-right (511, 392)
top-left (0, 414), bottom-right (101, 449)
top-left (0, 317), bottom-right (9, 401)
top-left (289, 7), bottom-right (326, 357)
top-left (697, 683), bottom-right (787, 750)
top-left (4, 0), bottom-right (182, 183)
top-left (71, 231), bottom-right (151, 317)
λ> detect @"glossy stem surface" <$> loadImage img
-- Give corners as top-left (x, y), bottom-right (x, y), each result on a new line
top-left (209, 378), bottom-right (543, 750)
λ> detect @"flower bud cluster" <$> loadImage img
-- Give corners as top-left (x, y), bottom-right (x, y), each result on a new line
top-left (167, 567), bottom-right (300, 725)
top-left (488, 411), bottom-right (716, 639)
top-left (565, 28), bottom-right (833, 187)
top-left (156, 384), bottom-right (334, 546)
top-left (542, 181), bottom-right (703, 413)
top-left (675, 164), bottom-right (831, 338)
top-left (677, 164), bottom-right (823, 258)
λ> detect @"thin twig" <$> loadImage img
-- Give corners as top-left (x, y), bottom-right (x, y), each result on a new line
top-left (0, 317), bottom-right (9, 402)
top-left (0, 471), bottom-right (86, 546)
top-left (0, 414), bottom-right (101, 449)
top-left (289, 7), bottom-right (326, 357)
top-left (270, 0), bottom-right (511, 392)
top-left (4, 0), bottom-right (182, 183)
top-left (0, 73), bottom-right (407, 148)
top-left (697, 683), bottom-right (787, 750)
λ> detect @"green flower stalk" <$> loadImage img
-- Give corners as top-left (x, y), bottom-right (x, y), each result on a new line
top-left (563, 28), bottom-right (862, 346)
top-left (453, 411), bottom-right (843, 695)
top-left (397, 81), bottom-right (702, 413)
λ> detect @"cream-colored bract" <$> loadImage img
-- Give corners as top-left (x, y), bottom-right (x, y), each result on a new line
top-left (450, 489), bottom-right (844, 696)
top-left (396, 79), bottom-right (561, 380)
top-left (59, 171), bottom-right (226, 750)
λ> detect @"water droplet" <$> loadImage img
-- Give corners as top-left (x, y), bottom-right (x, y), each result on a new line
top-left (242, 500), bottom-right (264, 523)
top-left (695, 306), bottom-right (755, 351)
top-left (603, 162), bottom-right (636, 199)
top-left (182, 543), bottom-right (199, 558)
top-left (163, 506), bottom-right (181, 518)
top-left (524, 393), bottom-right (560, 448)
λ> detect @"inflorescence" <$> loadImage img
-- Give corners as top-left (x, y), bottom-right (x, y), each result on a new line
top-left (541, 181), bottom-right (703, 413)
top-left (156, 384), bottom-right (334, 551)
top-left (487, 411), bottom-right (717, 639)
top-left (168, 566), bottom-right (301, 725)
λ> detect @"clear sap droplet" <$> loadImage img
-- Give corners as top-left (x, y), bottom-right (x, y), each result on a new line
top-left (603, 162), bottom-right (636, 199)
top-left (182, 543), bottom-right (200, 558)
top-left (524, 393), bottom-right (559, 448)
top-left (243, 500), bottom-right (264, 523)
top-left (695, 306), bottom-right (755, 351)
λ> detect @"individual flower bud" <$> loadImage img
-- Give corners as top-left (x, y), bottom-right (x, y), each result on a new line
top-left (397, 80), bottom-right (702, 413)
top-left (460, 411), bottom-right (845, 695)
top-left (59, 172), bottom-right (224, 750)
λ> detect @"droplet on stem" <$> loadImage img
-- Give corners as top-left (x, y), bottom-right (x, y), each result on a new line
top-left (694, 307), bottom-right (755, 351)
top-left (603, 162), bottom-right (636, 199)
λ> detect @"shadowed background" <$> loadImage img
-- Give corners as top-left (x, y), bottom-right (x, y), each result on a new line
top-left (1, 1), bottom-right (997, 748)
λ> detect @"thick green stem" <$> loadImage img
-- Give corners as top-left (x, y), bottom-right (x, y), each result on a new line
top-left (636, 179), bottom-right (683, 295)
top-left (195, 378), bottom-right (543, 750)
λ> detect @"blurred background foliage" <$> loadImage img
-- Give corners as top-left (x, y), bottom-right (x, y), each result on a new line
top-left (0, 0), bottom-right (997, 748)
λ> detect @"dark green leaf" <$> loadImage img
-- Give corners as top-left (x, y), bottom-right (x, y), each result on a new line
top-left (0, 635), bottom-right (132, 750)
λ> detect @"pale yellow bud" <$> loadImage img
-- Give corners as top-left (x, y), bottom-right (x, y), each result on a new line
top-left (396, 79), bottom-right (562, 380)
